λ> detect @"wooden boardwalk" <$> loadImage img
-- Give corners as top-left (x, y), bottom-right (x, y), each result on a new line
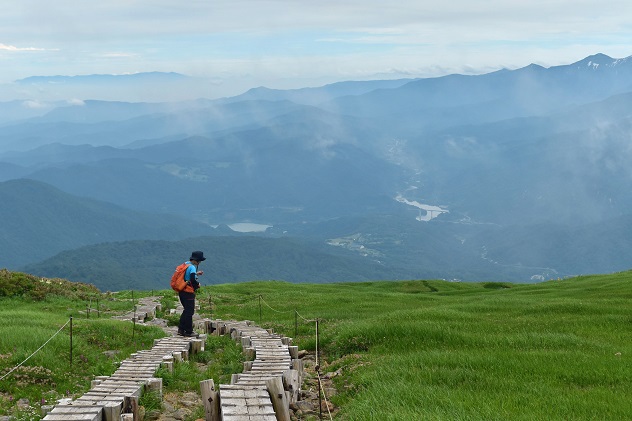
top-left (203, 320), bottom-right (302, 421)
top-left (42, 297), bottom-right (304, 421)
top-left (43, 297), bottom-right (204, 421)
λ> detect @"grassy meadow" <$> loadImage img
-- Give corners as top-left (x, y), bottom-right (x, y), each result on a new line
top-left (206, 274), bottom-right (632, 420)
top-left (1, 269), bottom-right (631, 420)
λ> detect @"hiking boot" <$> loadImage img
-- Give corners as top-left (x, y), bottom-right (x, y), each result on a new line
top-left (183, 331), bottom-right (199, 338)
top-left (177, 329), bottom-right (185, 336)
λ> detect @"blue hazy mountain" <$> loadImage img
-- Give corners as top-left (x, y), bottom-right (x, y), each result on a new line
top-left (2, 53), bottom-right (632, 284)
top-left (0, 178), bottom-right (216, 268)
top-left (15, 72), bottom-right (189, 85)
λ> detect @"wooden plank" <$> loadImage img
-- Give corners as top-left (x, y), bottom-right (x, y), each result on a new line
top-left (75, 395), bottom-right (125, 401)
top-left (50, 406), bottom-right (102, 414)
top-left (43, 414), bottom-right (100, 421)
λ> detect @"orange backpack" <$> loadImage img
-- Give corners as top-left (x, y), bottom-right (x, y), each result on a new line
top-left (170, 263), bottom-right (191, 292)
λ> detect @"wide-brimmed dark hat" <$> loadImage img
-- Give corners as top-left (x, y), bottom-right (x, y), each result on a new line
top-left (189, 250), bottom-right (206, 262)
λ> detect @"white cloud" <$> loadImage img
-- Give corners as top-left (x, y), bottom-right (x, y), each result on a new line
top-left (0, 43), bottom-right (48, 52)
top-left (1, 0), bottom-right (632, 96)
top-left (21, 99), bottom-right (49, 109)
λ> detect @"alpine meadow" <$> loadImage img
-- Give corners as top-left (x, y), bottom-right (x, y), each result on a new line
top-left (0, 271), bottom-right (631, 419)
top-left (1, 50), bottom-right (632, 420)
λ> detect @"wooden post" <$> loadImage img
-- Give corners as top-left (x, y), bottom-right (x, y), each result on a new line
top-left (122, 395), bottom-right (138, 420)
top-left (102, 401), bottom-right (121, 421)
top-left (145, 378), bottom-right (163, 399)
top-left (161, 358), bottom-right (174, 373)
top-left (200, 379), bottom-right (220, 421)
top-left (317, 372), bottom-right (323, 420)
top-left (283, 369), bottom-right (300, 403)
top-left (241, 337), bottom-right (251, 348)
top-left (191, 339), bottom-right (203, 354)
top-left (243, 347), bottom-right (255, 360)
top-left (289, 346), bottom-right (298, 359)
top-left (292, 358), bottom-right (304, 384)
top-left (266, 376), bottom-right (290, 421)
top-left (69, 316), bottom-right (73, 367)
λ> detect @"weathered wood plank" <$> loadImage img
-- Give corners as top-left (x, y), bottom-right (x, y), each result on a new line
top-left (49, 406), bottom-right (102, 414)
top-left (43, 414), bottom-right (100, 421)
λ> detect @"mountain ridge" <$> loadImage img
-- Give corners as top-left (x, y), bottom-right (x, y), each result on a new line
top-left (0, 178), bottom-right (216, 268)
top-left (2, 52), bottom-right (632, 285)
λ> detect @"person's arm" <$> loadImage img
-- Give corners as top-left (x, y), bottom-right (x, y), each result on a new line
top-left (188, 268), bottom-right (200, 290)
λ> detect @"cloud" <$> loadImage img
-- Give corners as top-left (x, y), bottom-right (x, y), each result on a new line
top-left (99, 52), bottom-right (139, 58)
top-left (2, 0), bottom-right (632, 97)
top-left (21, 99), bottom-right (49, 109)
top-left (0, 43), bottom-right (49, 52)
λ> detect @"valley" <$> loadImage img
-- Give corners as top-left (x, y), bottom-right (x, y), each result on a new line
top-left (1, 53), bottom-right (632, 288)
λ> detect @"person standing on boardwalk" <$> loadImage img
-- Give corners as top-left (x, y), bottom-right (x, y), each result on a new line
top-left (178, 250), bottom-right (205, 337)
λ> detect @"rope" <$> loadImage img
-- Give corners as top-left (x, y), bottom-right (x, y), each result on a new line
top-left (315, 318), bottom-right (319, 368)
top-left (251, 293), bottom-right (332, 418)
top-left (317, 371), bottom-right (334, 420)
top-left (295, 310), bottom-right (317, 323)
top-left (0, 319), bottom-right (71, 382)
top-left (259, 296), bottom-right (294, 314)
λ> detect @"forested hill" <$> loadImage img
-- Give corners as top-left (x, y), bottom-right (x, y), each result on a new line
top-left (0, 178), bottom-right (215, 267)
top-left (24, 236), bottom-right (416, 291)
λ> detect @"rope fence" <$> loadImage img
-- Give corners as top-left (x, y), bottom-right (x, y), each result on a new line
top-left (245, 294), bottom-right (332, 420)
top-left (0, 318), bottom-right (71, 382)
top-left (2, 290), bottom-right (333, 419)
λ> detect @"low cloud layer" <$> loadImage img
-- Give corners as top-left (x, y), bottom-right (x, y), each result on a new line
top-left (2, 1), bottom-right (631, 98)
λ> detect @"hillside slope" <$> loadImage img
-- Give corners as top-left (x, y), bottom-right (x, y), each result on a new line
top-left (0, 179), bottom-right (215, 267)
top-left (24, 235), bottom-right (413, 291)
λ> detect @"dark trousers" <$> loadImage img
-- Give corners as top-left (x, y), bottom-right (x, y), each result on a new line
top-left (178, 291), bottom-right (196, 334)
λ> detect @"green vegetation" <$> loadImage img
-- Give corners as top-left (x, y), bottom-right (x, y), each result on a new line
top-left (1, 269), bottom-right (631, 420)
top-left (0, 287), bottom-right (166, 419)
top-left (26, 234), bottom-right (411, 291)
top-left (204, 273), bottom-right (632, 420)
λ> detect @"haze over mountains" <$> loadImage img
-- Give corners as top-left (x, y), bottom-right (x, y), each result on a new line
top-left (1, 53), bottom-right (631, 290)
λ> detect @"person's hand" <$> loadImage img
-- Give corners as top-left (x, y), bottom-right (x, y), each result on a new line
top-left (197, 270), bottom-right (204, 276)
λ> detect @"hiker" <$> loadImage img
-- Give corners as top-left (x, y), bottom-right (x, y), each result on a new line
top-left (177, 250), bottom-right (205, 337)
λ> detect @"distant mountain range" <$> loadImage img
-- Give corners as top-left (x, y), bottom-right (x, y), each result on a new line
top-left (15, 72), bottom-right (189, 85)
top-left (2, 53), bottom-right (632, 288)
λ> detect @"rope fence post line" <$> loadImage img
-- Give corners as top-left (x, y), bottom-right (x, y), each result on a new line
top-left (70, 316), bottom-right (73, 368)
top-left (246, 295), bottom-right (331, 419)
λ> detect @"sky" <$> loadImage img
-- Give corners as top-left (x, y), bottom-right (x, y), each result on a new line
top-left (1, 0), bottom-right (632, 100)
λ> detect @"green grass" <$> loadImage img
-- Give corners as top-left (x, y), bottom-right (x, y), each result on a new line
top-left (1, 270), bottom-right (631, 420)
top-left (0, 293), bottom-right (166, 419)
top-left (203, 272), bottom-right (632, 420)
